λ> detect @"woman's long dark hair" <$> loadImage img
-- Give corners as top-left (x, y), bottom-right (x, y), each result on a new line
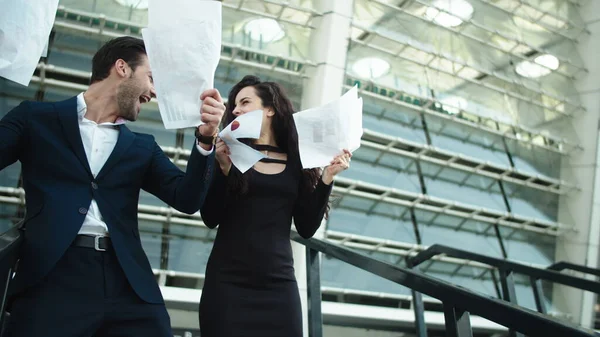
top-left (224, 75), bottom-right (327, 213)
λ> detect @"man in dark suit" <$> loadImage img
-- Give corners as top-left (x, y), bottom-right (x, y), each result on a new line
top-left (0, 36), bottom-right (225, 336)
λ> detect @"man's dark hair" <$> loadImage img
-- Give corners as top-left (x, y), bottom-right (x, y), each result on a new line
top-left (90, 36), bottom-right (147, 84)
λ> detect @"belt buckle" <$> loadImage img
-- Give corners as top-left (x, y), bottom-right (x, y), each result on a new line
top-left (94, 236), bottom-right (106, 252)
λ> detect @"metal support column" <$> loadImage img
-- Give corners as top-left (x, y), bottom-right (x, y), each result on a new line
top-left (306, 247), bottom-right (323, 337)
top-left (443, 306), bottom-right (473, 337)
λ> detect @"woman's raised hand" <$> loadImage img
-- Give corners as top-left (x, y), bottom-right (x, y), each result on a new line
top-left (322, 149), bottom-right (352, 185)
top-left (215, 138), bottom-right (232, 176)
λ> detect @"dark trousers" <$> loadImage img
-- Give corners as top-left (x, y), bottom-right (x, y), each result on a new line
top-left (3, 245), bottom-right (172, 337)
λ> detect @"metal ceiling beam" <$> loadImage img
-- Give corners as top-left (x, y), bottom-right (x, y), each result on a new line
top-left (476, 0), bottom-right (588, 37)
top-left (27, 52), bottom-right (576, 193)
top-left (324, 230), bottom-right (493, 269)
top-left (223, 0), bottom-right (322, 28)
top-left (360, 129), bottom-right (576, 194)
top-left (344, 82), bottom-right (580, 155)
top-left (53, 7), bottom-right (316, 76)
top-left (0, 186), bottom-right (515, 276)
top-left (331, 177), bottom-right (570, 236)
top-left (50, 5), bottom-right (581, 155)
top-left (369, 0), bottom-right (586, 77)
top-left (22, 66), bottom-right (578, 196)
top-left (16, 138), bottom-right (563, 237)
top-left (40, 19), bottom-right (314, 77)
top-left (57, 3), bottom-right (319, 31)
top-left (158, 130), bottom-right (575, 196)
top-left (0, 186), bottom-right (553, 289)
top-left (350, 37), bottom-right (582, 123)
top-left (350, 23), bottom-right (582, 114)
top-left (154, 146), bottom-right (571, 236)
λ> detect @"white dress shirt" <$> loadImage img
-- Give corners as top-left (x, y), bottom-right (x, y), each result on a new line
top-left (76, 93), bottom-right (213, 236)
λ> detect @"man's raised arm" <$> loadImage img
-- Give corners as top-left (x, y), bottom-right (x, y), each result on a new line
top-left (0, 101), bottom-right (29, 170)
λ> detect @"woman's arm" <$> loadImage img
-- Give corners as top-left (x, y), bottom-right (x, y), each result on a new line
top-left (200, 166), bottom-right (228, 229)
top-left (292, 179), bottom-right (332, 239)
top-left (200, 138), bottom-right (235, 228)
top-left (292, 149), bottom-right (352, 238)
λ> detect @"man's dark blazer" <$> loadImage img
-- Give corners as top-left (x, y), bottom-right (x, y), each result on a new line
top-left (0, 96), bottom-right (214, 304)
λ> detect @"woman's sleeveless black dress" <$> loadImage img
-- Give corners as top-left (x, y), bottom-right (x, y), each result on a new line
top-left (199, 146), bottom-right (332, 337)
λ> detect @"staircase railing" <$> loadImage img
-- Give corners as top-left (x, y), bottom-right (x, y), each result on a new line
top-left (405, 244), bottom-right (600, 336)
top-left (547, 261), bottom-right (600, 278)
top-left (408, 245), bottom-right (600, 310)
top-left (291, 232), bottom-right (599, 337)
top-left (0, 225), bottom-right (596, 336)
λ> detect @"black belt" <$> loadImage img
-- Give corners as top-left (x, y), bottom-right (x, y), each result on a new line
top-left (72, 235), bottom-right (111, 252)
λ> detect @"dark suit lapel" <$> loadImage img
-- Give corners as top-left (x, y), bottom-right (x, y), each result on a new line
top-left (96, 125), bottom-right (135, 180)
top-left (56, 97), bottom-right (92, 177)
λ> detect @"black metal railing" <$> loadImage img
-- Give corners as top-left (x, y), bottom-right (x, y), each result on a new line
top-left (291, 233), bottom-right (599, 337)
top-left (408, 245), bottom-right (600, 311)
top-left (547, 261), bottom-right (600, 278)
top-left (405, 244), bottom-right (600, 337)
top-left (0, 223), bottom-right (596, 337)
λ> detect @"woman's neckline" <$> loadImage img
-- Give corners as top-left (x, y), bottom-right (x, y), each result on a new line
top-left (253, 144), bottom-right (285, 153)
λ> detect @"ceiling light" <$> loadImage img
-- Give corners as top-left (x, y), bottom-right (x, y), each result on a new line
top-left (244, 18), bottom-right (285, 43)
top-left (352, 57), bottom-right (390, 79)
top-left (515, 54), bottom-right (560, 79)
top-left (114, 0), bottom-right (148, 9)
top-left (425, 0), bottom-right (474, 28)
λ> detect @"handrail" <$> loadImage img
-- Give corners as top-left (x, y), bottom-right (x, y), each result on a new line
top-left (291, 232), bottom-right (598, 337)
top-left (548, 262), bottom-right (600, 278)
top-left (408, 244), bottom-right (600, 294)
top-left (406, 244), bottom-right (600, 336)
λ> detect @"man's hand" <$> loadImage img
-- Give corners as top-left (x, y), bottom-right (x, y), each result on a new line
top-left (198, 89), bottom-right (225, 136)
top-left (197, 89), bottom-right (225, 151)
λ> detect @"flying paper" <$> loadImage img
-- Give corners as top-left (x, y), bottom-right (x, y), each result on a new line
top-left (294, 86), bottom-right (363, 168)
top-left (0, 0), bottom-right (60, 86)
top-left (143, 0), bottom-right (222, 129)
top-left (218, 110), bottom-right (266, 173)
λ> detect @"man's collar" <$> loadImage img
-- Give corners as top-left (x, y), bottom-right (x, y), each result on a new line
top-left (77, 92), bottom-right (127, 126)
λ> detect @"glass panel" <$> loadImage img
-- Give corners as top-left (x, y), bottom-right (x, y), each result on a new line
top-left (415, 210), bottom-right (504, 258)
top-left (328, 208), bottom-right (417, 244)
top-left (139, 221), bottom-right (216, 273)
top-left (504, 181), bottom-right (558, 222)
top-left (421, 272), bottom-right (498, 298)
top-left (321, 257), bottom-right (412, 296)
top-left (338, 156), bottom-right (422, 194)
top-left (421, 162), bottom-right (508, 212)
top-left (427, 117), bottom-right (511, 167)
top-left (167, 223), bottom-right (215, 274)
top-left (507, 139), bottom-right (561, 179)
top-left (500, 226), bottom-right (555, 265)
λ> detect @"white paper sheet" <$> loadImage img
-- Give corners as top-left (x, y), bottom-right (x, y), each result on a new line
top-left (345, 97), bottom-right (363, 152)
top-left (41, 39), bottom-right (49, 58)
top-left (218, 110), bottom-right (266, 173)
top-left (144, 0), bottom-right (222, 129)
top-left (294, 86), bottom-right (363, 168)
top-left (0, 0), bottom-right (60, 86)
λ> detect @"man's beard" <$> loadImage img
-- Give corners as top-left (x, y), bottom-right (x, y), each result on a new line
top-left (116, 78), bottom-right (140, 122)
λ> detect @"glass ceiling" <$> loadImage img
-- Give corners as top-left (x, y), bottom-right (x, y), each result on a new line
top-left (55, 0), bottom-right (585, 137)
top-left (350, 0), bottom-right (586, 133)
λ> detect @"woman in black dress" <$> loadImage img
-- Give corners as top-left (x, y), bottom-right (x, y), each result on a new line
top-left (198, 75), bottom-right (351, 337)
